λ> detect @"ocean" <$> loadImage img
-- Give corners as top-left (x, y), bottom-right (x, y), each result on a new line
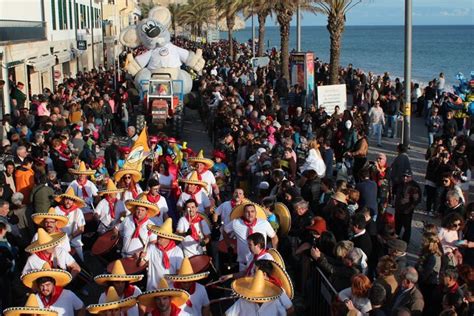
top-left (222, 25), bottom-right (474, 87)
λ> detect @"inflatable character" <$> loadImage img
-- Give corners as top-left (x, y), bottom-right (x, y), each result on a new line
top-left (119, 6), bottom-right (205, 94)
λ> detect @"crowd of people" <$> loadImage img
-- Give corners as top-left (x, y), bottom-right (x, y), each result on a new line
top-left (0, 34), bottom-right (472, 316)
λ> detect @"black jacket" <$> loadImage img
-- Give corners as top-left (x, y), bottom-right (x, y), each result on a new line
top-left (352, 230), bottom-right (373, 258)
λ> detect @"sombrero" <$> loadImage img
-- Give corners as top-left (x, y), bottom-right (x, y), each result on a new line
top-left (95, 259), bottom-right (143, 285)
top-left (25, 228), bottom-right (66, 253)
top-left (99, 179), bottom-right (124, 196)
top-left (165, 257), bottom-right (210, 282)
top-left (21, 263), bottom-right (72, 289)
top-left (147, 218), bottom-right (184, 241)
top-left (273, 202), bottom-right (291, 235)
top-left (3, 294), bottom-right (57, 316)
top-left (332, 191), bottom-right (348, 205)
top-left (268, 248), bottom-right (285, 270)
top-left (257, 259), bottom-right (294, 299)
top-left (138, 278), bottom-right (190, 308)
top-left (54, 187), bottom-right (86, 208)
top-left (187, 150), bottom-right (214, 169)
top-left (230, 202), bottom-right (267, 221)
top-left (87, 286), bottom-right (137, 314)
top-left (68, 161), bottom-right (95, 176)
top-left (179, 171), bottom-right (208, 192)
top-left (231, 270), bottom-right (282, 303)
top-left (31, 207), bottom-right (68, 229)
top-left (114, 168), bottom-right (142, 183)
top-left (125, 195), bottom-right (160, 218)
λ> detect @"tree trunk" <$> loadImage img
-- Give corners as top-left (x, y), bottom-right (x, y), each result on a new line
top-left (328, 14), bottom-right (345, 85)
top-left (227, 16), bottom-right (235, 60)
top-left (257, 13), bottom-right (266, 57)
top-left (278, 16), bottom-right (291, 82)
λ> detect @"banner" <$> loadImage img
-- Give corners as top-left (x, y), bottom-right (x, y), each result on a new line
top-left (317, 84), bottom-right (347, 114)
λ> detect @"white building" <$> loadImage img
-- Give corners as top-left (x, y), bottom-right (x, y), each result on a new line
top-left (0, 0), bottom-right (104, 114)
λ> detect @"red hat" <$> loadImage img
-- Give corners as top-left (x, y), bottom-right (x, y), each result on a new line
top-left (266, 115), bottom-right (274, 122)
top-left (181, 147), bottom-right (194, 155)
top-left (167, 137), bottom-right (177, 144)
top-left (149, 136), bottom-right (159, 143)
top-left (213, 150), bottom-right (226, 161)
top-left (306, 216), bottom-right (327, 235)
top-left (119, 147), bottom-right (131, 154)
top-left (92, 157), bottom-right (105, 169)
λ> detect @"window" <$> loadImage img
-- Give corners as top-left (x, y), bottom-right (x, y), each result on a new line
top-left (69, 0), bottom-right (73, 29)
top-left (75, 2), bottom-right (79, 29)
top-left (58, 0), bottom-right (63, 29)
top-left (86, 5), bottom-right (89, 28)
top-left (51, 0), bottom-right (56, 30)
top-left (80, 4), bottom-right (84, 29)
top-left (62, 0), bottom-right (68, 29)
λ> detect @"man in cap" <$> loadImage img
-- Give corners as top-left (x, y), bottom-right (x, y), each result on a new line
top-left (223, 203), bottom-right (278, 271)
top-left (394, 169), bottom-right (421, 244)
top-left (94, 179), bottom-right (126, 235)
top-left (176, 199), bottom-right (210, 257)
top-left (144, 178), bottom-right (169, 226)
top-left (138, 278), bottom-right (190, 315)
top-left (66, 161), bottom-right (98, 214)
top-left (387, 239), bottom-right (408, 279)
top-left (138, 218), bottom-right (184, 290)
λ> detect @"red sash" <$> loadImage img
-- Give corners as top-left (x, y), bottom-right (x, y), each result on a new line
top-left (105, 196), bottom-right (117, 219)
top-left (185, 214), bottom-right (203, 241)
top-left (147, 193), bottom-right (161, 204)
top-left (39, 286), bottom-right (64, 308)
top-left (245, 249), bottom-right (268, 276)
top-left (58, 205), bottom-right (79, 217)
top-left (76, 178), bottom-right (89, 198)
top-left (242, 218), bottom-right (257, 236)
top-left (36, 250), bottom-right (54, 268)
top-left (157, 240), bottom-right (176, 269)
top-left (132, 216), bottom-right (149, 239)
top-left (151, 303), bottom-right (181, 316)
top-left (174, 282), bottom-right (196, 307)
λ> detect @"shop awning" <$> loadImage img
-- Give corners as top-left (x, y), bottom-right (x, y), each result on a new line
top-left (55, 50), bottom-right (72, 64)
top-left (26, 55), bottom-right (55, 71)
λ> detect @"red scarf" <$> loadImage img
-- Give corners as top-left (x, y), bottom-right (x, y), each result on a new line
top-left (147, 193), bottom-right (161, 204)
top-left (185, 214), bottom-right (203, 242)
top-left (39, 286), bottom-right (63, 308)
top-left (157, 240), bottom-right (176, 269)
top-left (105, 196), bottom-right (117, 219)
top-left (36, 250), bottom-right (54, 267)
top-left (245, 249), bottom-right (268, 276)
top-left (173, 282), bottom-right (196, 307)
top-left (59, 204), bottom-right (79, 216)
top-left (187, 187), bottom-right (201, 202)
top-left (151, 303), bottom-right (181, 316)
top-left (76, 178), bottom-right (89, 198)
top-left (268, 275), bottom-right (283, 288)
top-left (107, 285), bottom-right (135, 298)
top-left (230, 199), bottom-right (238, 209)
top-left (196, 169), bottom-right (207, 180)
top-left (132, 216), bottom-right (149, 239)
top-left (130, 184), bottom-right (139, 199)
top-left (242, 217), bottom-right (257, 236)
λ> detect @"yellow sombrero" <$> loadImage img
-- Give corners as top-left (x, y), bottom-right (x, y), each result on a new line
top-left (231, 270), bottom-right (282, 303)
top-left (31, 207), bottom-right (68, 229)
top-left (21, 263), bottom-right (72, 289)
top-left (54, 187), bottom-right (86, 208)
top-left (138, 279), bottom-right (190, 308)
top-left (230, 202), bottom-right (267, 221)
top-left (125, 195), bottom-right (160, 218)
top-left (95, 259), bottom-right (143, 285)
top-left (99, 179), bottom-right (125, 196)
top-left (273, 202), bottom-right (291, 236)
top-left (87, 286), bottom-right (137, 314)
top-left (69, 161), bottom-right (95, 176)
top-left (3, 294), bottom-right (57, 316)
top-left (165, 257), bottom-right (210, 282)
top-left (179, 171), bottom-right (208, 192)
top-left (147, 218), bottom-right (183, 242)
top-left (267, 248), bottom-right (285, 269)
top-left (25, 228), bottom-right (66, 253)
top-left (256, 259), bottom-right (294, 299)
top-left (187, 150), bottom-right (214, 169)
top-left (114, 168), bottom-right (142, 183)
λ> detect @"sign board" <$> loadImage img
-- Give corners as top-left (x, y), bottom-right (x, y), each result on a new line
top-left (317, 84), bottom-right (347, 114)
top-left (250, 56), bottom-right (270, 68)
top-left (77, 40), bottom-right (87, 50)
top-left (206, 29), bottom-right (220, 43)
top-left (290, 52), bottom-right (315, 108)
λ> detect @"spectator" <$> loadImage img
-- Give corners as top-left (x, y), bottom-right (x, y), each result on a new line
top-left (391, 267), bottom-right (425, 316)
top-left (14, 156), bottom-right (35, 204)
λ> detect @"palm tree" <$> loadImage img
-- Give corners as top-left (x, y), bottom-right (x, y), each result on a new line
top-left (180, 0), bottom-right (214, 37)
top-left (215, 0), bottom-right (248, 60)
top-left (139, 2), bottom-right (155, 18)
top-left (313, 0), bottom-right (363, 84)
top-left (242, 0), bottom-right (273, 57)
top-left (167, 3), bottom-right (183, 37)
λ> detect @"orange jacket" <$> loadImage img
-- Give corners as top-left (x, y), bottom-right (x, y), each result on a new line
top-left (14, 166), bottom-right (35, 203)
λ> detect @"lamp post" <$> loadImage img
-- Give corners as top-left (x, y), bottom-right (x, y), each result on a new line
top-left (402, 0), bottom-right (412, 147)
top-left (296, 1), bottom-right (301, 51)
top-left (251, 7), bottom-right (255, 57)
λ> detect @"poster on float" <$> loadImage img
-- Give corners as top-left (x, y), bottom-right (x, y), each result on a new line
top-left (290, 52), bottom-right (315, 109)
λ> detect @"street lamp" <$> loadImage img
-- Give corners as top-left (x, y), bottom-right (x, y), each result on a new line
top-left (402, 0), bottom-right (412, 147)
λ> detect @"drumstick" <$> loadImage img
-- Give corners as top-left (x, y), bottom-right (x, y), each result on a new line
top-left (205, 279), bottom-right (224, 287)
top-left (209, 296), bottom-right (237, 304)
top-left (208, 285), bottom-right (233, 292)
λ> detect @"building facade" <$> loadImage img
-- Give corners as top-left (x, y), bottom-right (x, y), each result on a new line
top-left (0, 0), bottom-right (103, 115)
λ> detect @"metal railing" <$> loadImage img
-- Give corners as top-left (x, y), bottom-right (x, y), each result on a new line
top-left (0, 20), bottom-right (47, 42)
top-left (307, 265), bottom-right (339, 314)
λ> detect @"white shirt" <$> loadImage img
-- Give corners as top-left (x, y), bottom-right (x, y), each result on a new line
top-left (119, 215), bottom-right (157, 257)
top-left (177, 191), bottom-right (210, 213)
top-left (98, 286), bottom-right (142, 316)
top-left (67, 180), bottom-right (98, 213)
top-left (119, 184), bottom-right (143, 201)
top-left (225, 297), bottom-right (287, 316)
top-left (32, 231), bottom-right (71, 253)
top-left (136, 43), bottom-right (190, 70)
top-left (187, 170), bottom-right (216, 196)
top-left (214, 200), bottom-right (235, 227)
top-left (36, 289), bottom-right (84, 316)
top-left (145, 243), bottom-right (184, 291)
top-left (176, 216), bottom-right (211, 257)
top-left (224, 218), bottom-right (276, 265)
top-left (147, 195), bottom-right (169, 227)
top-left (244, 252), bottom-right (275, 276)
top-left (180, 283), bottom-right (210, 316)
top-left (54, 206), bottom-right (85, 248)
top-left (22, 247), bottom-right (75, 274)
top-left (94, 198), bottom-right (127, 234)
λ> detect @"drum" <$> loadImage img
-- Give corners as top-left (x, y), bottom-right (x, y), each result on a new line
top-left (91, 230), bottom-right (120, 256)
top-left (107, 257), bottom-right (147, 275)
top-left (217, 239), bottom-right (236, 253)
top-left (84, 212), bottom-right (95, 222)
top-left (189, 255), bottom-right (212, 273)
top-left (217, 239), bottom-right (238, 273)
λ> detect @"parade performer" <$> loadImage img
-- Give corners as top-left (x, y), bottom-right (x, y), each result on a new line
top-left (138, 218), bottom-right (184, 290)
top-left (137, 278), bottom-right (191, 316)
top-left (67, 161), bottom-right (98, 214)
top-left (177, 171), bottom-right (210, 214)
top-left (176, 199), bottom-right (211, 257)
top-left (166, 257), bottom-right (211, 316)
top-left (94, 179), bottom-right (126, 235)
top-left (2, 294), bottom-right (58, 316)
top-left (187, 150), bottom-right (219, 201)
top-left (142, 178), bottom-right (169, 226)
top-left (87, 286), bottom-right (137, 315)
top-left (54, 188), bottom-right (87, 260)
top-left (31, 207), bottom-right (70, 253)
top-left (115, 168), bottom-right (143, 201)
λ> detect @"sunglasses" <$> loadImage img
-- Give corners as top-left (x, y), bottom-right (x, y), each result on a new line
top-left (453, 222), bottom-right (461, 227)
top-left (123, 176), bottom-right (132, 179)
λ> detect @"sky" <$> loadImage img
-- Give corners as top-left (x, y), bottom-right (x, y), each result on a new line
top-left (247, 0), bottom-right (473, 26)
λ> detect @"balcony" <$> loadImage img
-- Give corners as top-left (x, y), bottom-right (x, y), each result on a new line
top-left (0, 20), bottom-right (46, 43)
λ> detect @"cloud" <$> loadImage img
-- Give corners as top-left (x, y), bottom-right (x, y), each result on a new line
top-left (439, 8), bottom-right (471, 17)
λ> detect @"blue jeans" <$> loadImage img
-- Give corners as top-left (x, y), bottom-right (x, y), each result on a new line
top-left (372, 123), bottom-right (383, 145)
top-left (385, 115), bottom-right (397, 138)
top-left (428, 132), bottom-right (435, 145)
